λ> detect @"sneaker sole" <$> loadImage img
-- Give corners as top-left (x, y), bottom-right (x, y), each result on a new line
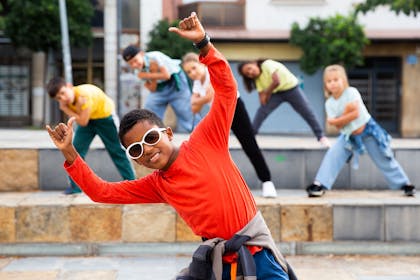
top-left (404, 191), bottom-right (416, 197)
top-left (307, 190), bottom-right (325, 197)
top-left (262, 194), bottom-right (278, 198)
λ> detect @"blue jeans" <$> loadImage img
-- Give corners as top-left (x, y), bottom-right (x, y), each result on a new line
top-left (315, 133), bottom-right (409, 189)
top-left (222, 248), bottom-right (289, 280)
top-left (144, 71), bottom-right (199, 132)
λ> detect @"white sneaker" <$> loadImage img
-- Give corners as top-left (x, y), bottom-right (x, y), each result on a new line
top-left (262, 181), bottom-right (277, 198)
top-left (319, 136), bottom-right (331, 148)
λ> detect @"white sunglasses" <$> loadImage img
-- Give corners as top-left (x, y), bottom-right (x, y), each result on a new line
top-left (125, 127), bottom-right (166, 159)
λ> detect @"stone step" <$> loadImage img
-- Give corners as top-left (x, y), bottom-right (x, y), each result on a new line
top-left (0, 190), bottom-right (419, 257)
top-left (2, 145), bottom-right (420, 192)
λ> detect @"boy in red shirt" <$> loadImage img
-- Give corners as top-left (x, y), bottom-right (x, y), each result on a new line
top-left (47, 12), bottom-right (292, 280)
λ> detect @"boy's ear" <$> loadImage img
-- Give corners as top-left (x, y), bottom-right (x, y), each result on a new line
top-left (166, 127), bottom-right (174, 141)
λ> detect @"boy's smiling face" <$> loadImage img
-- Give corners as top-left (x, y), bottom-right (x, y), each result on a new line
top-left (122, 120), bottom-right (176, 170)
top-left (54, 84), bottom-right (75, 105)
top-left (127, 52), bottom-right (145, 70)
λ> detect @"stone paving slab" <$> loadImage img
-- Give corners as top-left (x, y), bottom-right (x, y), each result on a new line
top-left (0, 255), bottom-right (420, 280)
top-left (1, 241), bottom-right (420, 258)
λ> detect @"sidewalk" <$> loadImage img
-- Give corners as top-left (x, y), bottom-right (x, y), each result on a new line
top-left (1, 254), bottom-right (420, 280)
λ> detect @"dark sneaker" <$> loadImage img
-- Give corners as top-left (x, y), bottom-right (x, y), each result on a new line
top-left (63, 186), bottom-right (82, 195)
top-left (401, 184), bottom-right (416, 197)
top-left (306, 183), bottom-right (327, 197)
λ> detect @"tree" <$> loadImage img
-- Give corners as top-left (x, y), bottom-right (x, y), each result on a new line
top-left (290, 13), bottom-right (369, 74)
top-left (355, 0), bottom-right (420, 17)
top-left (146, 18), bottom-right (197, 59)
top-left (0, 0), bottom-right (9, 30)
top-left (2, 0), bottom-right (93, 52)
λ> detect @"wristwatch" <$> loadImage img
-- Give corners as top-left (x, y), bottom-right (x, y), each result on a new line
top-left (193, 33), bottom-right (210, 49)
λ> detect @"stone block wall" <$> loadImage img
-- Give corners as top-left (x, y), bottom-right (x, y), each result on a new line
top-left (1, 192), bottom-right (419, 245)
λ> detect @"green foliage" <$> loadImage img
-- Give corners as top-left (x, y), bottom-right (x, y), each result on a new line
top-left (290, 14), bottom-right (369, 74)
top-left (0, 2), bottom-right (6, 30)
top-left (355, 0), bottom-right (420, 17)
top-left (3, 0), bottom-right (93, 52)
top-left (146, 19), bottom-right (197, 59)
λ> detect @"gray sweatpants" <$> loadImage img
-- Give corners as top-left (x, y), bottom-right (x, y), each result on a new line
top-left (252, 86), bottom-right (324, 140)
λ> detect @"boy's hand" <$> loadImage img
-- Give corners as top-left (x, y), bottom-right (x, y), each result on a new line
top-left (168, 12), bottom-right (205, 44)
top-left (46, 117), bottom-right (75, 151)
top-left (46, 117), bottom-right (78, 164)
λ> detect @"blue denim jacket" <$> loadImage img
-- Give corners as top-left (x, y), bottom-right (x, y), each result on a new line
top-left (344, 118), bottom-right (393, 169)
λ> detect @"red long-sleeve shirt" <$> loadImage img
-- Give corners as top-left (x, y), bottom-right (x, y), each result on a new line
top-left (64, 46), bottom-right (257, 240)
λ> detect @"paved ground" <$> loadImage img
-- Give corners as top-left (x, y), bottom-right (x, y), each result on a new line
top-left (2, 129), bottom-right (419, 279)
top-left (0, 255), bottom-right (420, 280)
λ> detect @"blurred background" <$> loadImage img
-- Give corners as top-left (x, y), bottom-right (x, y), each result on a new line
top-left (0, 0), bottom-right (419, 138)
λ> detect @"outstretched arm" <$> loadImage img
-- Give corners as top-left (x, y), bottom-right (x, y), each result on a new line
top-left (170, 12), bottom-right (237, 149)
top-left (46, 117), bottom-right (79, 164)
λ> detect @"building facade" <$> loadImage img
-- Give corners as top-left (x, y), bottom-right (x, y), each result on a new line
top-left (1, 0), bottom-right (419, 137)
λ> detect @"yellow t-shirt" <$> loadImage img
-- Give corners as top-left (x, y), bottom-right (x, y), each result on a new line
top-left (69, 84), bottom-right (114, 119)
top-left (255, 60), bottom-right (298, 93)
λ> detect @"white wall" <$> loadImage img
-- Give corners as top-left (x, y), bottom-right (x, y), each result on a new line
top-left (104, 0), bottom-right (118, 104)
top-left (140, 0), bottom-right (163, 49)
top-left (246, 0), bottom-right (420, 31)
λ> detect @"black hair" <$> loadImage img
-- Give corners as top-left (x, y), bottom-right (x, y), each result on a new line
top-left (46, 76), bottom-right (66, 98)
top-left (237, 59), bottom-right (265, 93)
top-left (119, 109), bottom-right (165, 146)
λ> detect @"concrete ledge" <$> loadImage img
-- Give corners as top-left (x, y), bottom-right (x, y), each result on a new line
top-left (297, 241), bottom-right (420, 256)
top-left (1, 146), bottom-right (419, 192)
top-left (1, 241), bottom-right (419, 257)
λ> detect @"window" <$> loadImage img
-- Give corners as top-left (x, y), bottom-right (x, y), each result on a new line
top-left (91, 0), bottom-right (104, 28)
top-left (121, 0), bottom-right (139, 31)
top-left (0, 65), bottom-right (30, 117)
top-left (179, 1), bottom-right (245, 28)
top-left (348, 57), bottom-right (401, 134)
top-left (0, 41), bottom-right (31, 127)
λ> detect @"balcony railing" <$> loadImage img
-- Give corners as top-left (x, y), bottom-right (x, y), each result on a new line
top-left (178, 1), bottom-right (245, 28)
